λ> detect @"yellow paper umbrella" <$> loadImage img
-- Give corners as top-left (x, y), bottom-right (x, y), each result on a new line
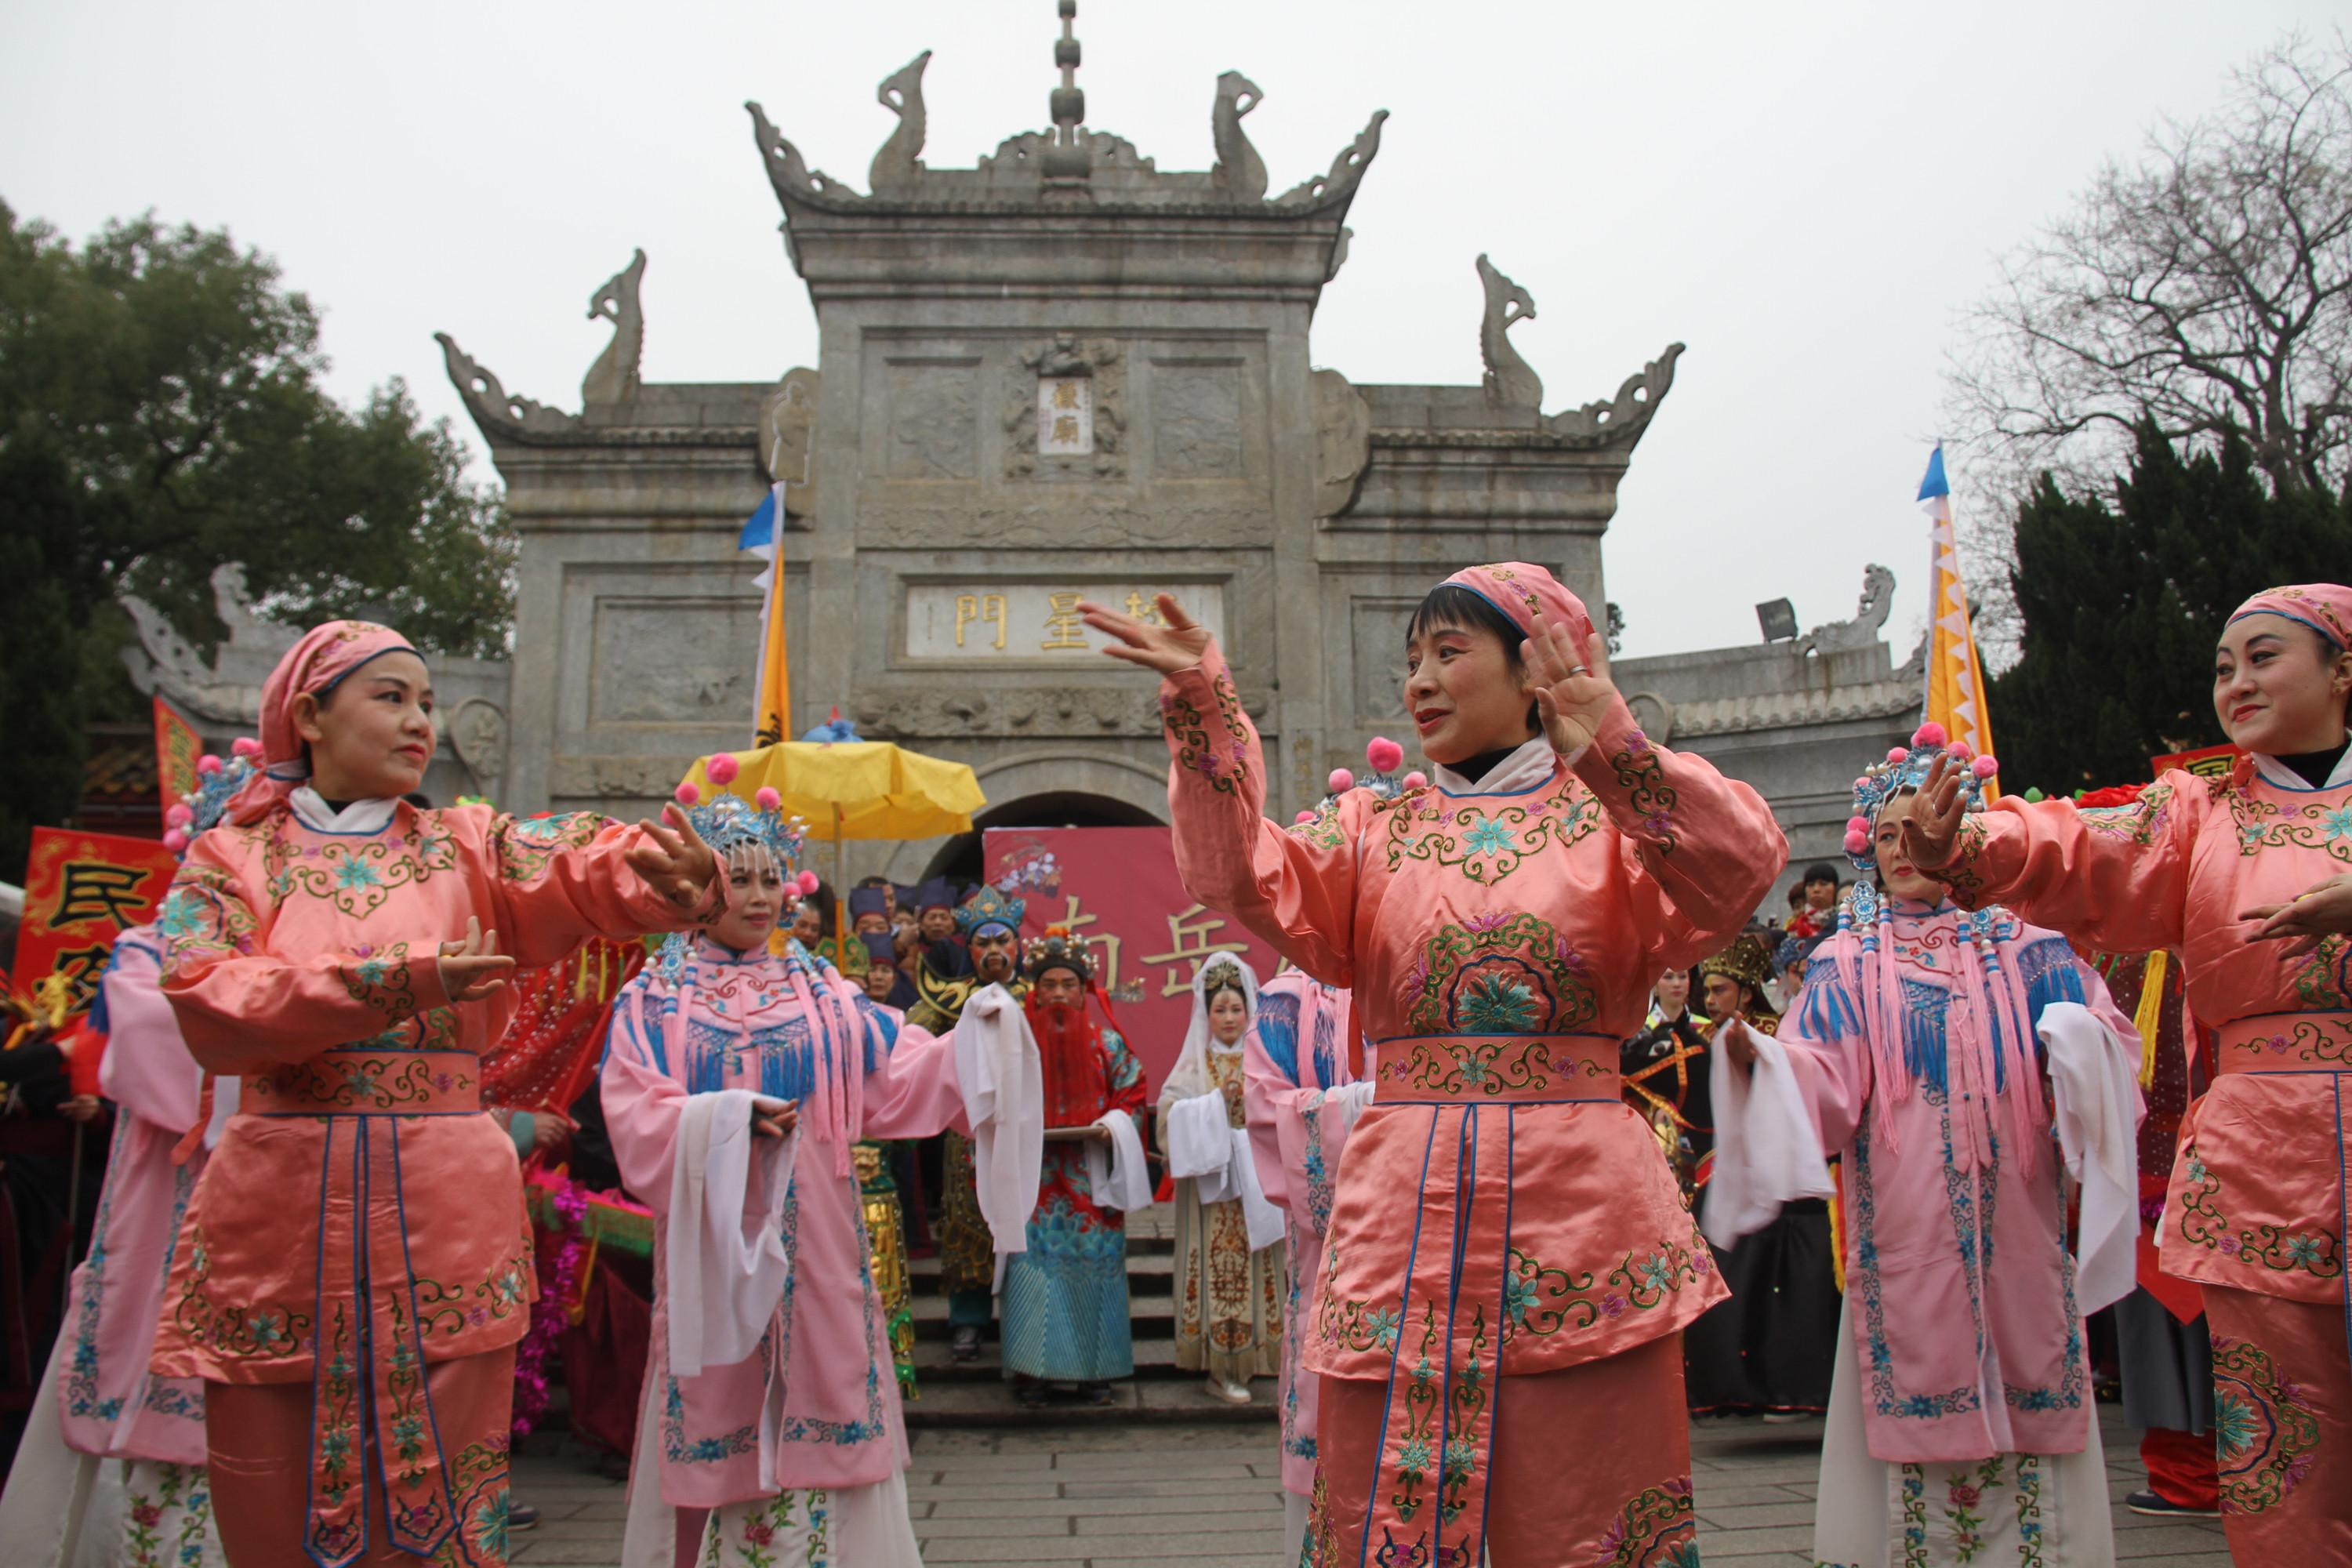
top-left (678, 741), bottom-right (986, 946)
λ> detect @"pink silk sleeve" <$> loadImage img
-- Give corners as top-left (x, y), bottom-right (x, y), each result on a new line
top-left (1159, 647), bottom-right (1365, 986)
top-left (857, 1004), bottom-right (973, 1141)
top-left (95, 936), bottom-right (203, 1134)
top-left (478, 810), bottom-right (724, 970)
top-left (1240, 1032), bottom-right (1298, 1213)
top-left (1567, 696), bottom-right (1790, 967)
top-left (598, 976), bottom-right (689, 1211)
top-left (1938, 776), bottom-right (2204, 954)
top-left (1770, 973), bottom-right (1874, 1156)
top-left (158, 841), bottom-right (454, 1076)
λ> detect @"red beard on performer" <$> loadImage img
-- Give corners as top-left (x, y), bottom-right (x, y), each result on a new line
top-left (1027, 987), bottom-right (1111, 1128)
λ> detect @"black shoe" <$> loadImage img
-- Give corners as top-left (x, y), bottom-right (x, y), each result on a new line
top-left (949, 1325), bottom-right (982, 1363)
top-left (2125, 1490), bottom-right (2220, 1519)
top-left (508, 1501), bottom-right (543, 1531)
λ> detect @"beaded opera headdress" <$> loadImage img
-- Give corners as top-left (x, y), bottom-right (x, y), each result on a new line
top-left (676, 753), bottom-right (808, 873)
top-left (162, 738), bottom-right (263, 858)
top-left (955, 884), bottom-right (1025, 942)
top-left (1841, 720), bottom-right (2000, 874)
top-left (1022, 924), bottom-right (1095, 982)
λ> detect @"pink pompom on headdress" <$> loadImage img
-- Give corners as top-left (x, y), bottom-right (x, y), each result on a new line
top-left (705, 753), bottom-right (740, 786)
top-left (674, 783), bottom-right (702, 807)
top-left (756, 786), bottom-right (782, 811)
top-left (1327, 768), bottom-right (1356, 794)
top-left (1366, 737), bottom-right (1405, 775)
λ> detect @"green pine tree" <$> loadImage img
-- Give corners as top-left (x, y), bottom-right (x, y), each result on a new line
top-left (1992, 419), bottom-right (2352, 793)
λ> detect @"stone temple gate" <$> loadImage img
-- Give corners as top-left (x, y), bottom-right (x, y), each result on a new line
top-left (407, 5), bottom-right (1919, 887)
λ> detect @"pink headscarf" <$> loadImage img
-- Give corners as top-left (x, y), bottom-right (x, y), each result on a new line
top-left (226, 620), bottom-right (423, 825)
top-left (1443, 561), bottom-right (1599, 655)
top-left (2228, 583), bottom-right (2352, 651)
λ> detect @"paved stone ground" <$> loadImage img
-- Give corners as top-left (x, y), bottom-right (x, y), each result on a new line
top-left (508, 1403), bottom-right (2230, 1566)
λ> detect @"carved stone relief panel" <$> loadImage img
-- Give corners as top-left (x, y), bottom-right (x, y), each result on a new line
top-left (588, 597), bottom-right (767, 726)
top-left (1348, 597), bottom-right (1417, 726)
top-left (1002, 336), bottom-right (1126, 481)
top-left (1151, 359), bottom-right (1246, 480)
top-left (884, 358), bottom-right (980, 480)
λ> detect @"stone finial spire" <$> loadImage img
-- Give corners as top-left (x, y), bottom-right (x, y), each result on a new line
top-left (1043, 0), bottom-right (1090, 180)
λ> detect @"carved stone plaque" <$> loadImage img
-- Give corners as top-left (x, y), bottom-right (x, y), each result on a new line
top-left (1038, 376), bottom-right (1094, 456)
top-left (904, 583), bottom-right (1227, 662)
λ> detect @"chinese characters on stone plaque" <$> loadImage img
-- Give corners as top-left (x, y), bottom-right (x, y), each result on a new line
top-left (1037, 376), bottom-right (1094, 456)
top-left (906, 584), bottom-right (1226, 660)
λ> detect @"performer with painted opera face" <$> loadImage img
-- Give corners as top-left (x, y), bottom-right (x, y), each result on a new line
top-left (912, 885), bottom-right (1031, 1364)
top-left (1899, 583), bottom-right (2352, 1561)
top-left (601, 782), bottom-right (1040, 1568)
top-left (1709, 727), bottom-right (2144, 1566)
top-left (143, 621), bottom-right (726, 1568)
top-left (999, 927), bottom-right (1150, 1408)
top-left (1081, 564), bottom-right (1785, 1566)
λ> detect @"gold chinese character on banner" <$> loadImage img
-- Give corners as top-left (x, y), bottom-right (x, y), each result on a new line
top-left (1052, 380), bottom-right (1082, 410)
top-left (1052, 415), bottom-right (1080, 445)
top-left (1122, 592), bottom-right (1166, 627)
top-left (955, 593), bottom-right (1007, 651)
top-left (50, 861), bottom-right (149, 930)
top-left (1049, 895), bottom-right (1121, 996)
top-left (1137, 903), bottom-right (1251, 998)
top-left (1040, 591), bottom-right (1088, 651)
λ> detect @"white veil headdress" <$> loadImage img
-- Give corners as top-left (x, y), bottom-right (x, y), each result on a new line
top-left (1160, 953), bottom-right (1260, 1105)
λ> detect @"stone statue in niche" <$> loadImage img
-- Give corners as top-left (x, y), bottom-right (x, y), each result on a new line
top-left (760, 367), bottom-right (822, 517)
top-left (1310, 368), bottom-right (1371, 517)
top-left (581, 249), bottom-right (646, 407)
top-left (1210, 71), bottom-right (1267, 201)
top-left (1004, 336), bottom-right (1125, 481)
top-left (1477, 254), bottom-right (1543, 410)
top-left (869, 51), bottom-right (931, 192)
top-left (1798, 564), bottom-right (1896, 655)
top-left (450, 698), bottom-right (511, 797)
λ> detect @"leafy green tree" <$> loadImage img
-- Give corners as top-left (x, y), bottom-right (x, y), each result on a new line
top-left (1991, 419), bottom-right (2352, 794)
top-left (0, 200), bottom-right (514, 873)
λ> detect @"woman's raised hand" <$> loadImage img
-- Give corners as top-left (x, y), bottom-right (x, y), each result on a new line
top-left (630, 803), bottom-right (720, 914)
top-left (2240, 872), bottom-right (2352, 954)
top-left (1895, 753), bottom-right (1969, 873)
top-left (1077, 593), bottom-right (1213, 676)
top-left (437, 916), bottom-right (517, 1003)
top-left (1523, 608), bottom-right (1620, 758)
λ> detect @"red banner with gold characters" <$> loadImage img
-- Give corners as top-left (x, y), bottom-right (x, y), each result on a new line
top-left (2150, 742), bottom-right (2239, 780)
top-left (153, 695), bottom-right (203, 817)
top-left (12, 828), bottom-right (181, 1018)
top-left (983, 826), bottom-right (1283, 1092)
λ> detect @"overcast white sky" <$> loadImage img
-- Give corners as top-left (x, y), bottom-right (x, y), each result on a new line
top-left (2, 0), bottom-right (2335, 658)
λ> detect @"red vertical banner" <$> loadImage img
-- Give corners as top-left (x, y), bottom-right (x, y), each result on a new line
top-left (153, 695), bottom-right (202, 818)
top-left (983, 826), bottom-right (1283, 1093)
top-left (12, 827), bottom-right (180, 1018)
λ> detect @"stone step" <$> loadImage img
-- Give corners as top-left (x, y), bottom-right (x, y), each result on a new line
top-left (910, 1335), bottom-right (1185, 1380)
top-left (909, 1295), bottom-right (1175, 1344)
top-left (902, 1373), bottom-right (1280, 1429)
